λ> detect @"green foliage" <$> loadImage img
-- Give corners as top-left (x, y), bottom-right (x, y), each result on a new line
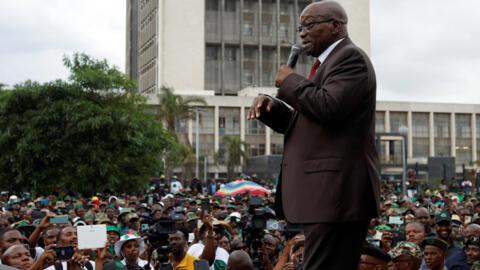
top-left (0, 53), bottom-right (178, 196)
top-left (215, 136), bottom-right (249, 180)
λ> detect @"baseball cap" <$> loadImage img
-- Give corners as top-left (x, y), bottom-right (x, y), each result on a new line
top-left (422, 237), bottom-right (447, 252)
top-left (434, 212), bottom-right (451, 225)
top-left (389, 241), bottom-right (422, 260)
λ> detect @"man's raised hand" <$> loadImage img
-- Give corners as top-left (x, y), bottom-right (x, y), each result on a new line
top-left (247, 95), bottom-right (273, 120)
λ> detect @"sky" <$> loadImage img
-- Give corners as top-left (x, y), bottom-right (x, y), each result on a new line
top-left (0, 0), bottom-right (478, 104)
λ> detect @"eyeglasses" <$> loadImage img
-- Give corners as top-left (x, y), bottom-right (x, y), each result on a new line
top-left (0, 223), bottom-right (9, 228)
top-left (297, 19), bottom-right (333, 33)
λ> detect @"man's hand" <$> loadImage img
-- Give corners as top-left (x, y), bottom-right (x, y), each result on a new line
top-left (202, 212), bottom-right (214, 234)
top-left (247, 95), bottom-right (273, 120)
top-left (274, 65), bottom-right (295, 87)
top-left (39, 212), bottom-right (56, 229)
top-left (30, 249), bottom-right (57, 270)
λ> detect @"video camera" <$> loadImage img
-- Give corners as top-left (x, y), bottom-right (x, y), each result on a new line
top-left (144, 216), bottom-right (177, 270)
top-left (242, 196), bottom-right (276, 270)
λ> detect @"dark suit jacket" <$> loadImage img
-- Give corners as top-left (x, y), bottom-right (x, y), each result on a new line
top-left (259, 37), bottom-right (380, 223)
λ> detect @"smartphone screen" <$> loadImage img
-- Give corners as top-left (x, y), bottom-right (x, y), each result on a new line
top-left (53, 246), bottom-right (74, 260)
top-left (50, 215), bottom-right (69, 225)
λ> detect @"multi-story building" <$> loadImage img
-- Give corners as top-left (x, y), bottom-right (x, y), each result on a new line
top-left (127, 0), bottom-right (480, 180)
top-left (126, 0), bottom-right (371, 94)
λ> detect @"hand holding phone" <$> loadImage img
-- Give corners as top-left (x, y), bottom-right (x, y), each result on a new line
top-left (52, 246), bottom-right (74, 260)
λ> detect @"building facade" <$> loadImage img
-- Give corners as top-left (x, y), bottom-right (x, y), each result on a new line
top-left (126, 0), bottom-right (371, 95)
top-left (146, 92), bottom-right (480, 178)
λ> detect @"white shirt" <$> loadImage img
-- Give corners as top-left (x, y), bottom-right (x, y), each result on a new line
top-left (45, 260), bottom-right (95, 270)
top-left (187, 243), bottom-right (229, 270)
top-left (121, 258), bottom-right (151, 268)
top-left (170, 180), bottom-right (183, 193)
top-left (317, 38), bottom-right (345, 65)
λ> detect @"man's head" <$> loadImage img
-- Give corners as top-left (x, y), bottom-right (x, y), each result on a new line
top-left (0, 229), bottom-right (25, 255)
top-left (465, 224), bottom-right (480, 243)
top-left (299, 1), bottom-right (348, 57)
top-left (434, 212), bottom-right (452, 241)
top-left (42, 226), bottom-right (61, 246)
top-left (414, 207), bottom-right (431, 231)
top-left (388, 241), bottom-right (422, 270)
top-left (360, 245), bottom-right (391, 270)
top-left (465, 236), bottom-right (480, 265)
top-left (422, 237), bottom-right (447, 269)
top-left (1, 244), bottom-right (34, 270)
top-left (57, 226), bottom-right (78, 248)
top-left (226, 250), bottom-right (254, 270)
top-left (262, 234), bottom-right (278, 258)
top-left (168, 229), bottom-right (188, 256)
top-left (405, 222), bottom-right (425, 246)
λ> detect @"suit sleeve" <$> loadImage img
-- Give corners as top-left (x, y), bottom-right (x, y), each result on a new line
top-left (257, 95), bottom-right (294, 134)
top-left (277, 48), bottom-right (374, 125)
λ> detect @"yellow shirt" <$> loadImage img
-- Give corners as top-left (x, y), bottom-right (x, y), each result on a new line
top-left (170, 253), bottom-right (198, 270)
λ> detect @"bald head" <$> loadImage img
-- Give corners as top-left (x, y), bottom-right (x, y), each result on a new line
top-left (301, 1), bottom-right (348, 25)
top-left (227, 250), bottom-right (253, 270)
top-left (465, 224), bottom-right (480, 238)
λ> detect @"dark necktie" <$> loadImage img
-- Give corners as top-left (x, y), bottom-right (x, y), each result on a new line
top-left (308, 59), bottom-right (321, 80)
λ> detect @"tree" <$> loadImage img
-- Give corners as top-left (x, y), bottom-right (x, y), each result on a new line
top-left (0, 53), bottom-right (179, 196)
top-left (215, 136), bottom-right (249, 180)
top-left (156, 86), bottom-right (206, 181)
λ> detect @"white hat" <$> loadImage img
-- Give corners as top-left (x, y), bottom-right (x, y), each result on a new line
top-left (109, 196), bottom-right (118, 203)
top-left (114, 230), bottom-right (145, 258)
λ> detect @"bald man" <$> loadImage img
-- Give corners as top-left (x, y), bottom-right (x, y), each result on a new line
top-left (248, 1), bottom-right (379, 268)
top-left (446, 224), bottom-right (480, 270)
top-left (415, 207), bottom-right (436, 237)
top-left (226, 251), bottom-right (253, 270)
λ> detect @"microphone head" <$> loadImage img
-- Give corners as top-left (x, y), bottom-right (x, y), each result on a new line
top-left (290, 44), bottom-right (303, 54)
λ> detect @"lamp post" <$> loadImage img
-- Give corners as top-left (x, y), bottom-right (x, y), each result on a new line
top-left (399, 125), bottom-right (409, 198)
top-left (189, 107), bottom-right (207, 178)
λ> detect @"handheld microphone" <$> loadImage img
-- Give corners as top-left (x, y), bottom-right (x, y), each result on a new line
top-left (286, 44), bottom-right (303, 68)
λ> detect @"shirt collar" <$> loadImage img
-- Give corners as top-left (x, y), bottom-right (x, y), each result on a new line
top-left (318, 38), bottom-right (345, 64)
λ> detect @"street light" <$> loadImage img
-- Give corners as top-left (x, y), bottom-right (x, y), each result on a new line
top-left (399, 125), bottom-right (408, 198)
top-left (189, 107), bottom-right (207, 178)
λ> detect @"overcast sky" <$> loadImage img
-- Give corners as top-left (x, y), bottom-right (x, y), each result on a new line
top-left (0, 0), bottom-right (478, 104)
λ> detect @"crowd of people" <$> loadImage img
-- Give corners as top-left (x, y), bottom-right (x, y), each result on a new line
top-left (0, 174), bottom-right (479, 270)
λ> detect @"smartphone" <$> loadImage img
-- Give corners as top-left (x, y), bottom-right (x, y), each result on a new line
top-left (53, 246), bottom-right (74, 260)
top-left (201, 199), bottom-right (211, 214)
top-left (266, 220), bottom-right (284, 231)
top-left (40, 199), bottom-right (50, 205)
top-left (194, 259), bottom-right (210, 270)
top-left (50, 215), bottom-right (69, 225)
top-left (388, 216), bottom-right (404, 225)
top-left (141, 224), bottom-right (149, 232)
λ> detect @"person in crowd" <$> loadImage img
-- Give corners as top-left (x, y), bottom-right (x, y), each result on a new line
top-left (190, 178), bottom-right (203, 195)
top-left (170, 176), bottom-right (183, 194)
top-left (422, 237), bottom-right (448, 270)
top-left (207, 179), bottom-right (218, 196)
top-left (405, 222), bottom-right (426, 247)
top-left (226, 250), bottom-right (253, 270)
top-left (187, 214), bottom-right (229, 269)
top-left (415, 207), bottom-right (436, 237)
top-left (434, 212), bottom-right (463, 258)
top-left (360, 245), bottom-right (391, 270)
top-left (114, 230), bottom-right (149, 268)
top-left (168, 228), bottom-right (198, 270)
top-left (1, 244), bottom-right (35, 270)
top-left (387, 241), bottom-right (422, 270)
top-left (0, 229), bottom-right (27, 256)
top-left (218, 235), bottom-right (231, 254)
top-left (446, 223), bottom-right (480, 270)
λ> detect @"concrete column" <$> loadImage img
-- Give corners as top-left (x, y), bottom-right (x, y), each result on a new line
top-left (407, 111), bottom-right (413, 158)
top-left (266, 127), bottom-right (271, 155)
top-left (451, 112), bottom-right (456, 157)
top-left (429, 112), bottom-right (435, 157)
top-left (472, 113), bottom-right (477, 163)
top-left (214, 106), bottom-right (219, 152)
top-left (188, 118), bottom-right (193, 144)
top-left (240, 106), bottom-right (246, 142)
top-left (385, 111), bottom-right (390, 162)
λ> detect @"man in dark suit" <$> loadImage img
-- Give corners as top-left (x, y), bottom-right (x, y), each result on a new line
top-left (247, 1), bottom-right (380, 269)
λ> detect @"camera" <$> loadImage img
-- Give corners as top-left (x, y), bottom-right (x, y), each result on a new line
top-left (242, 196), bottom-right (276, 270)
top-left (144, 216), bottom-right (177, 270)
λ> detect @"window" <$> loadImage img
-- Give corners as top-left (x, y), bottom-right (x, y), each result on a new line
top-left (456, 114), bottom-right (472, 165)
top-left (249, 143), bottom-right (265, 157)
top-left (206, 0), bottom-right (219, 10)
top-left (434, 113), bottom-right (450, 157)
top-left (219, 108), bottom-right (240, 135)
top-left (390, 112), bottom-right (407, 133)
top-left (192, 108), bottom-right (214, 134)
top-left (271, 143), bottom-right (283, 155)
top-left (375, 112), bottom-right (385, 133)
top-left (412, 113), bottom-right (429, 158)
top-left (225, 0), bottom-right (236, 12)
top-left (456, 114), bottom-right (471, 138)
top-left (245, 108), bottom-right (265, 135)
